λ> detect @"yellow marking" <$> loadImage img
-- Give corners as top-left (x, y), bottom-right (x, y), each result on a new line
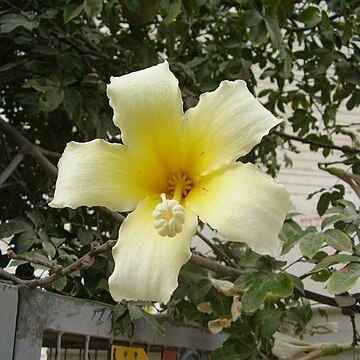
top-left (110, 345), bottom-right (149, 360)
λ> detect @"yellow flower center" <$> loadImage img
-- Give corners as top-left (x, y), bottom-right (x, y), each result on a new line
top-left (152, 172), bottom-right (193, 237)
top-left (167, 172), bottom-right (193, 202)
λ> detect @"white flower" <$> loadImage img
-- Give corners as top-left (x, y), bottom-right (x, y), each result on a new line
top-left (50, 62), bottom-right (291, 303)
top-left (272, 332), bottom-right (352, 359)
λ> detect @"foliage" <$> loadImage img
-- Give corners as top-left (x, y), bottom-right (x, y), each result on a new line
top-left (0, 0), bottom-right (360, 358)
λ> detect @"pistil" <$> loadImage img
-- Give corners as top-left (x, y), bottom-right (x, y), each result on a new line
top-left (152, 193), bottom-right (185, 237)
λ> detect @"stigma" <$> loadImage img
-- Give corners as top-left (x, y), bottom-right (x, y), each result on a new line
top-left (152, 193), bottom-right (185, 237)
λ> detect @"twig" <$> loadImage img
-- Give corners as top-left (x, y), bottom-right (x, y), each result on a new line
top-left (7, 250), bottom-right (62, 272)
top-left (190, 253), bottom-right (243, 278)
top-left (37, 147), bottom-right (61, 160)
top-left (20, 240), bottom-right (116, 288)
top-left (321, 167), bottom-right (360, 199)
top-left (0, 266), bottom-right (24, 285)
top-left (0, 152), bottom-right (25, 187)
top-left (272, 130), bottom-right (360, 154)
top-left (196, 231), bottom-right (240, 268)
top-left (94, 206), bottom-right (125, 224)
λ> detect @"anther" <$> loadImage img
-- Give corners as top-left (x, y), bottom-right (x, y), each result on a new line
top-left (152, 193), bottom-right (185, 237)
top-left (168, 172), bottom-right (193, 199)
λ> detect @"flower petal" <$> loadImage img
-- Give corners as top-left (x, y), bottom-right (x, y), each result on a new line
top-left (49, 139), bottom-right (160, 212)
top-left (183, 80), bottom-right (281, 179)
top-left (272, 332), bottom-right (318, 358)
top-left (107, 61), bottom-right (184, 173)
top-left (109, 196), bottom-right (197, 303)
top-left (231, 296), bottom-right (242, 321)
top-left (197, 302), bottom-right (213, 314)
top-left (208, 318), bottom-right (232, 334)
top-left (209, 277), bottom-right (241, 296)
top-left (186, 163), bottom-right (291, 257)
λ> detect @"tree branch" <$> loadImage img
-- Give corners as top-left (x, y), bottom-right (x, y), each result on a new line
top-left (0, 266), bottom-right (24, 285)
top-left (321, 167), bottom-right (360, 199)
top-left (0, 152), bottom-right (25, 187)
top-left (0, 116), bottom-right (58, 177)
top-left (196, 230), bottom-right (240, 268)
top-left (7, 250), bottom-right (62, 272)
top-left (190, 253), bottom-right (243, 277)
top-left (272, 130), bottom-right (360, 154)
top-left (18, 240), bottom-right (116, 288)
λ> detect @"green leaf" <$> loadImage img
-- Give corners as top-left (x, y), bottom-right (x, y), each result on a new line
top-left (26, 210), bottom-right (45, 228)
top-left (249, 20), bottom-right (267, 46)
top-left (23, 78), bottom-right (55, 92)
top-left (212, 336), bottom-right (256, 360)
top-left (188, 278), bottom-right (212, 303)
top-left (113, 303), bottom-right (127, 322)
top-left (341, 20), bottom-right (353, 44)
top-left (63, 2), bottom-right (84, 23)
top-left (83, 0), bottom-right (103, 18)
top-left (0, 220), bottom-right (32, 238)
top-left (143, 312), bottom-right (166, 336)
top-left (264, 16), bottom-right (283, 49)
top-left (299, 233), bottom-right (324, 259)
top-left (287, 274), bottom-right (305, 296)
top-left (317, 193), bottom-right (330, 216)
top-left (209, 289), bottom-right (233, 317)
top-left (241, 9), bottom-right (262, 27)
top-left (311, 268), bottom-right (331, 282)
top-left (43, 241), bottom-right (56, 258)
top-left (82, 73), bottom-right (101, 84)
top-left (251, 308), bottom-right (283, 339)
top-left (53, 276), bottom-right (67, 291)
top-left (128, 304), bottom-right (143, 321)
top-left (15, 230), bottom-right (38, 253)
top-left (123, 0), bottom-right (141, 13)
top-left (179, 262), bottom-right (208, 283)
top-left (313, 254), bottom-right (359, 272)
top-left (328, 262), bottom-right (360, 294)
top-left (163, 0), bottom-right (182, 26)
top-left (113, 311), bottom-right (132, 336)
top-left (0, 13), bottom-right (39, 33)
top-left (321, 214), bottom-right (344, 229)
top-left (39, 86), bottom-right (64, 112)
top-left (279, 221), bottom-right (303, 255)
top-left (283, 51), bottom-right (292, 79)
top-left (50, 237), bottom-right (67, 248)
top-left (299, 6), bottom-right (321, 27)
top-left (270, 273), bottom-right (294, 298)
top-left (241, 274), bottom-right (271, 313)
top-left (323, 229), bottom-right (352, 252)
top-left (63, 88), bottom-right (83, 120)
top-left (78, 228), bottom-right (93, 246)
top-left (212, 345), bottom-right (246, 360)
